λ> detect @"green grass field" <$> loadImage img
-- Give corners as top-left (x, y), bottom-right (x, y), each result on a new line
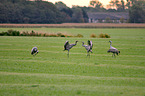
top-left (0, 28), bottom-right (145, 96)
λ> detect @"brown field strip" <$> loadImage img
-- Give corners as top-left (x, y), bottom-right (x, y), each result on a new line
top-left (0, 23), bottom-right (145, 28)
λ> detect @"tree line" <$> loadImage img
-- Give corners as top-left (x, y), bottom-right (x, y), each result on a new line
top-left (0, 0), bottom-right (89, 23)
top-left (0, 0), bottom-right (144, 23)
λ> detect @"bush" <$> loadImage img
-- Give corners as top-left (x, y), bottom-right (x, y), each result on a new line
top-left (99, 33), bottom-right (111, 38)
top-left (90, 34), bottom-right (97, 38)
top-left (0, 32), bottom-right (7, 36)
top-left (48, 34), bottom-right (57, 37)
top-left (57, 33), bottom-right (66, 37)
top-left (75, 34), bottom-right (83, 38)
top-left (0, 30), bottom-right (20, 36)
top-left (105, 33), bottom-right (110, 38)
top-left (0, 30), bottom-right (84, 38)
top-left (21, 31), bottom-right (29, 36)
top-left (99, 33), bottom-right (105, 38)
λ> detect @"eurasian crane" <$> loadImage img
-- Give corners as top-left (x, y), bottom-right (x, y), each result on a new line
top-left (82, 40), bottom-right (93, 57)
top-left (31, 47), bottom-right (39, 56)
top-left (63, 40), bottom-right (78, 57)
top-left (107, 40), bottom-right (120, 57)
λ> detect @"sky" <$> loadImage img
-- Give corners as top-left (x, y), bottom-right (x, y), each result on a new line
top-left (46, 0), bottom-right (111, 8)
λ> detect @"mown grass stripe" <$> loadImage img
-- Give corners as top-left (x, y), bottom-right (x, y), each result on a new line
top-left (1, 72), bottom-right (145, 80)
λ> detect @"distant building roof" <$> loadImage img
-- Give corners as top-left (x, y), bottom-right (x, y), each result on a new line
top-left (87, 12), bottom-right (129, 20)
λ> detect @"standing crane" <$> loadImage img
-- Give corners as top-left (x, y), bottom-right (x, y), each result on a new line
top-left (107, 40), bottom-right (120, 57)
top-left (82, 40), bottom-right (93, 57)
top-left (63, 40), bottom-right (78, 57)
top-left (31, 47), bottom-right (39, 56)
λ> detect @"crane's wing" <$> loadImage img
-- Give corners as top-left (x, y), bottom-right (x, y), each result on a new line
top-left (107, 48), bottom-right (120, 55)
top-left (88, 40), bottom-right (90, 45)
top-left (110, 46), bottom-right (116, 49)
top-left (31, 47), bottom-right (37, 54)
top-left (64, 41), bottom-right (69, 50)
top-left (88, 40), bottom-right (93, 49)
top-left (107, 48), bottom-right (118, 53)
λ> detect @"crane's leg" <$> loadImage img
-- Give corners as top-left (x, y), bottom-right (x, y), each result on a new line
top-left (33, 52), bottom-right (36, 56)
top-left (112, 53), bottom-right (115, 58)
top-left (87, 52), bottom-right (90, 58)
top-left (114, 53), bottom-right (116, 58)
top-left (67, 50), bottom-right (69, 58)
top-left (112, 53), bottom-right (114, 57)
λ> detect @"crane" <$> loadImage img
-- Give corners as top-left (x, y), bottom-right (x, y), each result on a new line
top-left (82, 40), bottom-right (93, 57)
top-left (107, 40), bottom-right (120, 57)
top-left (31, 47), bottom-right (39, 56)
top-left (63, 40), bottom-right (78, 57)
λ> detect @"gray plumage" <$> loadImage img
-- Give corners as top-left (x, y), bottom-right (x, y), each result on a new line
top-left (31, 47), bottom-right (39, 56)
top-left (107, 40), bottom-right (120, 57)
top-left (64, 40), bottom-right (78, 57)
top-left (82, 40), bottom-right (93, 57)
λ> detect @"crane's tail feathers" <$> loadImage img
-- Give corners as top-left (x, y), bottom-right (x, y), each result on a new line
top-left (90, 50), bottom-right (93, 53)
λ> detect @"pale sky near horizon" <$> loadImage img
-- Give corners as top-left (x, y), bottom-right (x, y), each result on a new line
top-left (46, 0), bottom-right (110, 7)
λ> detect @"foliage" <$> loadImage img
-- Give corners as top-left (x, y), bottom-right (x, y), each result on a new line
top-left (75, 34), bottom-right (84, 38)
top-left (71, 8), bottom-right (85, 23)
top-left (90, 0), bottom-right (104, 9)
top-left (0, 0), bottom-right (89, 24)
top-left (106, 0), bottom-right (145, 23)
top-left (90, 33), bottom-right (97, 38)
top-left (0, 29), bottom-right (83, 37)
top-left (0, 0), bottom-right (144, 23)
top-left (129, 3), bottom-right (145, 23)
top-left (99, 33), bottom-right (111, 38)
top-left (3, 29), bottom-right (20, 36)
top-left (0, 1), bottom-right (64, 23)
top-left (90, 33), bottom-right (110, 38)
top-left (55, 1), bottom-right (74, 23)
top-left (55, 1), bottom-right (68, 10)
top-left (107, 0), bottom-right (125, 11)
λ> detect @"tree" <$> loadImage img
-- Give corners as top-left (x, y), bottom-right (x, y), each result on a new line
top-left (55, 1), bottom-right (73, 23)
top-left (107, 0), bottom-right (126, 11)
top-left (129, 3), bottom-right (145, 23)
top-left (121, 0), bottom-right (125, 10)
top-left (90, 0), bottom-right (104, 8)
top-left (72, 8), bottom-right (84, 23)
top-left (55, 1), bottom-right (68, 10)
top-left (126, 0), bottom-right (136, 9)
top-left (126, 0), bottom-right (145, 23)
top-left (82, 9), bottom-right (88, 23)
top-left (107, 0), bottom-right (116, 9)
top-left (0, 0), bottom-right (65, 23)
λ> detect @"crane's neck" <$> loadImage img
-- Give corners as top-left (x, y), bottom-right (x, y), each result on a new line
top-left (110, 42), bottom-right (112, 48)
top-left (75, 41), bottom-right (78, 45)
top-left (82, 42), bottom-right (85, 46)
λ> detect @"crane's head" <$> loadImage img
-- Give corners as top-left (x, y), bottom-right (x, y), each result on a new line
top-left (82, 42), bottom-right (84, 44)
top-left (76, 40), bottom-right (78, 42)
top-left (31, 52), bottom-right (34, 55)
top-left (109, 40), bottom-right (112, 43)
